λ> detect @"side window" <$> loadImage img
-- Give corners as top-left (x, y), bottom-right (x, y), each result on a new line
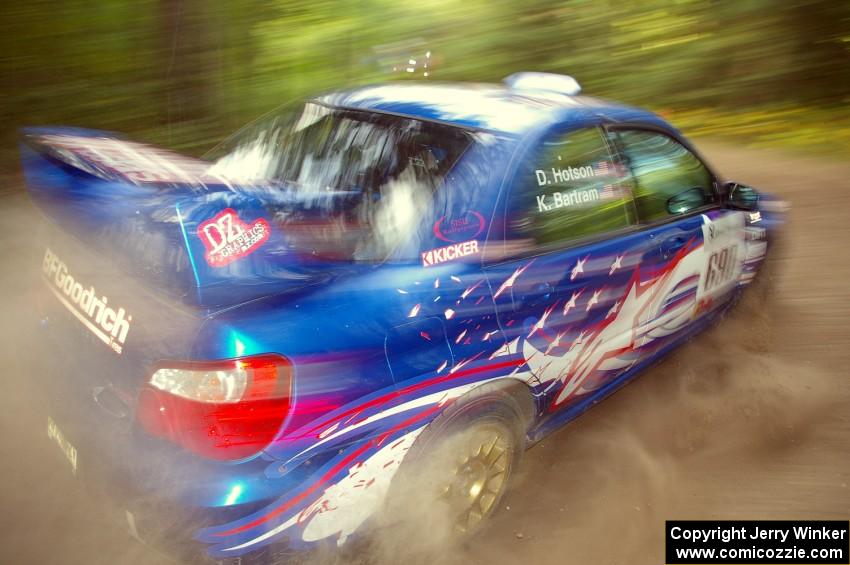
top-left (614, 130), bottom-right (714, 223)
top-left (507, 127), bottom-right (635, 248)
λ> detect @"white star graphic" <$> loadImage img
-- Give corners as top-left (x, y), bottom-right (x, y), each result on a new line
top-left (585, 289), bottom-right (602, 311)
top-left (569, 330), bottom-right (587, 351)
top-left (563, 289), bottom-right (584, 316)
top-left (606, 300), bottom-right (621, 319)
top-left (570, 256), bottom-right (588, 281)
top-left (545, 330), bottom-right (568, 355)
top-left (609, 254), bottom-right (623, 276)
top-left (528, 302), bottom-right (558, 338)
top-left (494, 261), bottom-right (533, 299)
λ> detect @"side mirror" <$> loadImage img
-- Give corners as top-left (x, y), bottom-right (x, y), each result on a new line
top-left (667, 187), bottom-right (706, 215)
top-left (726, 182), bottom-right (760, 211)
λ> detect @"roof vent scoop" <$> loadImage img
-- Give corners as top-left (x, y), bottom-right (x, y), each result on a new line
top-left (503, 72), bottom-right (582, 96)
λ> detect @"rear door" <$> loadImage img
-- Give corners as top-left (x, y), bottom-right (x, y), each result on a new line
top-left (484, 125), bottom-right (652, 412)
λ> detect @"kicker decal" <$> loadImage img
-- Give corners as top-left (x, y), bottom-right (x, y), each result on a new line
top-left (198, 208), bottom-right (270, 267)
top-left (42, 248), bottom-right (132, 354)
top-left (422, 240), bottom-right (480, 267)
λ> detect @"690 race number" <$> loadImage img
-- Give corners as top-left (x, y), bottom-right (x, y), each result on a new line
top-left (704, 245), bottom-right (739, 292)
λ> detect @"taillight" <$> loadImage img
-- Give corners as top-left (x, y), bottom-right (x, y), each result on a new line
top-left (136, 355), bottom-right (292, 461)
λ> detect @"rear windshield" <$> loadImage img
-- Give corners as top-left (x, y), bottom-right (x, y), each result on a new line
top-left (205, 102), bottom-right (472, 262)
top-left (207, 102), bottom-right (470, 191)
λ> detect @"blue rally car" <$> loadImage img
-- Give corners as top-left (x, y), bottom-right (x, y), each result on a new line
top-left (22, 73), bottom-right (782, 562)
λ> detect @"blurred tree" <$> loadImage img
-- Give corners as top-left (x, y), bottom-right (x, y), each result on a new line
top-left (0, 0), bottom-right (848, 167)
top-left (782, 0), bottom-right (850, 105)
top-left (158, 0), bottom-right (214, 123)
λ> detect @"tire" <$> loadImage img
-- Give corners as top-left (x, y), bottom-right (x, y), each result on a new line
top-left (381, 382), bottom-right (531, 551)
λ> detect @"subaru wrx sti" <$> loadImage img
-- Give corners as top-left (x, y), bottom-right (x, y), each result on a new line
top-left (21, 73), bottom-right (783, 563)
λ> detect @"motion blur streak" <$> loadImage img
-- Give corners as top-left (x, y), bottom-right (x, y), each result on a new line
top-left (1, 1), bottom-right (848, 168)
top-left (1, 1), bottom-right (848, 564)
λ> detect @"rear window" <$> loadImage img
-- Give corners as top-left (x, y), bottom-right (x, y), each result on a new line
top-left (206, 103), bottom-right (472, 262)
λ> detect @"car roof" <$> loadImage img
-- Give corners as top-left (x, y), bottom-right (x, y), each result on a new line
top-left (315, 82), bottom-right (668, 136)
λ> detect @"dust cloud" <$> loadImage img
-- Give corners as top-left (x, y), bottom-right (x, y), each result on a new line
top-left (1, 140), bottom-right (849, 565)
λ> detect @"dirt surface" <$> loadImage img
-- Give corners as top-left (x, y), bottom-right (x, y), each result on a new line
top-left (1, 141), bottom-right (848, 565)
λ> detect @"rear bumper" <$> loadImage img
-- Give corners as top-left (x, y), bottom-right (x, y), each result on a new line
top-left (41, 390), bottom-right (276, 564)
top-left (25, 213), bottom-right (329, 562)
top-left (33, 335), bottom-right (301, 563)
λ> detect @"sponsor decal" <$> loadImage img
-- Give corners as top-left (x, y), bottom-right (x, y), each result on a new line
top-left (745, 227), bottom-right (767, 241)
top-left (42, 248), bottom-right (132, 354)
top-left (47, 416), bottom-right (78, 475)
top-left (421, 240), bottom-right (480, 267)
top-left (433, 211), bottom-right (486, 243)
top-left (198, 208), bottom-right (270, 267)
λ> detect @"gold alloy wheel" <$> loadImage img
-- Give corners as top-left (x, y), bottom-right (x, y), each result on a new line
top-left (438, 425), bottom-right (512, 535)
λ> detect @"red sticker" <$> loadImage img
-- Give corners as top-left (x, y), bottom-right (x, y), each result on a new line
top-left (197, 208), bottom-right (270, 267)
top-left (433, 211), bottom-right (486, 243)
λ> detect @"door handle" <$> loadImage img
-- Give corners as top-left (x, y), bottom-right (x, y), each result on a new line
top-left (661, 236), bottom-right (687, 258)
top-left (526, 282), bottom-right (554, 308)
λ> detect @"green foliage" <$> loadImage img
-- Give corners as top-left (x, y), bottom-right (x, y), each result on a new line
top-left (1, 0), bottom-right (848, 166)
